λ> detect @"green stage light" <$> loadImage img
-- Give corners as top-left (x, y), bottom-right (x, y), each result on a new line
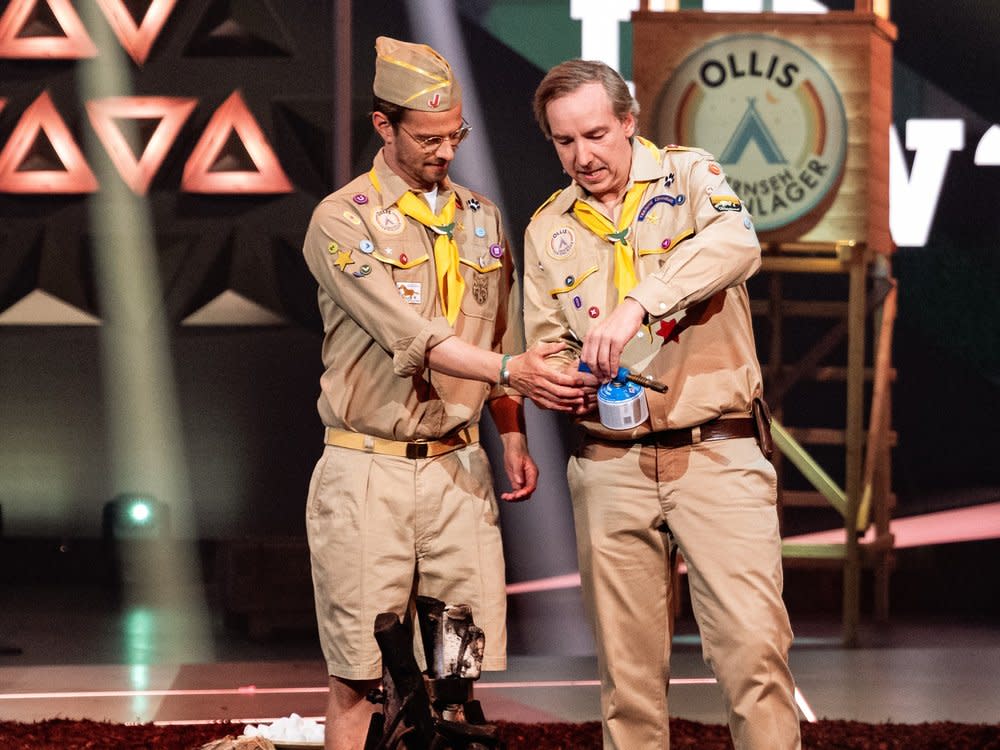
top-left (102, 495), bottom-right (169, 541)
top-left (128, 500), bottom-right (152, 525)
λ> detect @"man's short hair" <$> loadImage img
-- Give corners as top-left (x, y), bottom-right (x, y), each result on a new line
top-left (372, 96), bottom-right (407, 127)
top-left (533, 59), bottom-right (640, 139)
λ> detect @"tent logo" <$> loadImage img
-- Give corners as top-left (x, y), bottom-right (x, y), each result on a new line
top-left (655, 34), bottom-right (847, 233)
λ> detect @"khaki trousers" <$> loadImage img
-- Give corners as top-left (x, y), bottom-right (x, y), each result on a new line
top-left (568, 436), bottom-right (801, 750)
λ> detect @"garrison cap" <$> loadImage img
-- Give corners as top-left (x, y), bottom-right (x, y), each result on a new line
top-left (373, 36), bottom-right (461, 112)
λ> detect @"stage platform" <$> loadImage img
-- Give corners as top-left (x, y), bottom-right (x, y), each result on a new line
top-left (1, 585), bottom-right (998, 730)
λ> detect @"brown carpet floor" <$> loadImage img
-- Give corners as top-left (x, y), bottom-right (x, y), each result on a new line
top-left (1, 718), bottom-right (999, 749)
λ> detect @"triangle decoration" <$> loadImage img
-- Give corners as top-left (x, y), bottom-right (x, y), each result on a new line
top-left (0, 90), bottom-right (98, 193)
top-left (86, 96), bottom-right (198, 195)
top-left (0, 0), bottom-right (97, 59)
top-left (94, 0), bottom-right (179, 66)
top-left (181, 289), bottom-right (287, 326)
top-left (0, 288), bottom-right (101, 325)
top-left (182, 90), bottom-right (292, 194)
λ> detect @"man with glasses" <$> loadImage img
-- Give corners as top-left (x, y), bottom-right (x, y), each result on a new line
top-left (301, 37), bottom-right (592, 750)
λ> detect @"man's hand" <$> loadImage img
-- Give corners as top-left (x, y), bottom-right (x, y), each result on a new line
top-left (581, 298), bottom-right (646, 381)
top-left (497, 432), bottom-right (538, 502)
top-left (507, 341), bottom-right (599, 412)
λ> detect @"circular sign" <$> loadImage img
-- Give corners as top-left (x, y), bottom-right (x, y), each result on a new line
top-left (654, 34), bottom-right (847, 232)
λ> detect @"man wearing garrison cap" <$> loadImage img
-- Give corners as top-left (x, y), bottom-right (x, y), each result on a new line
top-left (301, 37), bottom-right (594, 749)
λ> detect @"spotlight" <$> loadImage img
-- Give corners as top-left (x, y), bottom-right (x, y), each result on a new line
top-left (102, 494), bottom-right (169, 541)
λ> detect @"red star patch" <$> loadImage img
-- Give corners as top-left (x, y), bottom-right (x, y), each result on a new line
top-left (656, 318), bottom-right (679, 343)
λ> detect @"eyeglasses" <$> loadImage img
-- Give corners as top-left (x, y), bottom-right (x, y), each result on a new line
top-left (397, 119), bottom-right (472, 152)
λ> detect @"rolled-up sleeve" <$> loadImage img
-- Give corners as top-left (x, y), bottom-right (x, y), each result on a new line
top-left (627, 154), bottom-right (761, 322)
top-left (302, 198), bottom-right (455, 375)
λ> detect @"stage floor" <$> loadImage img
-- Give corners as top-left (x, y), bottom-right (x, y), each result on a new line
top-left (1, 582), bottom-right (999, 730)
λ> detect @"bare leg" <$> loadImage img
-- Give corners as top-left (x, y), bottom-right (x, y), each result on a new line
top-left (324, 675), bottom-right (380, 750)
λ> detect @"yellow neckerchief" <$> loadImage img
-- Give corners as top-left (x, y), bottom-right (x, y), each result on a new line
top-left (571, 137), bottom-right (661, 303)
top-left (369, 168), bottom-right (464, 325)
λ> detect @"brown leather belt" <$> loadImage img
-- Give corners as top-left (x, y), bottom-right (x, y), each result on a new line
top-left (638, 417), bottom-right (756, 449)
top-left (324, 425), bottom-right (479, 459)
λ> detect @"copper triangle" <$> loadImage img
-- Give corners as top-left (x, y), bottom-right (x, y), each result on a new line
top-left (181, 90), bottom-right (292, 194)
top-left (86, 96), bottom-right (197, 195)
top-left (0, 90), bottom-right (98, 193)
top-left (94, 0), bottom-right (178, 66)
top-left (0, 0), bottom-right (97, 59)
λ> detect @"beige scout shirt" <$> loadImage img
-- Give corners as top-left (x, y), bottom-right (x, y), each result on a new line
top-left (524, 140), bottom-right (765, 440)
top-left (302, 150), bottom-right (522, 441)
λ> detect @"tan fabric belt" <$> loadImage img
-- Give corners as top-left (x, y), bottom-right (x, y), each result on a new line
top-left (324, 425), bottom-right (479, 459)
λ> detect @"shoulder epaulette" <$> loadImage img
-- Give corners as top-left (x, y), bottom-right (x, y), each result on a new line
top-left (531, 189), bottom-right (563, 220)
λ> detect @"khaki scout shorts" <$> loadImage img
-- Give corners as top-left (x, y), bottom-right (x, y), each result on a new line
top-left (306, 443), bottom-right (507, 680)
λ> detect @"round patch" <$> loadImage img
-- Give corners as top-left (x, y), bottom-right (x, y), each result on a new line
top-left (343, 211), bottom-right (362, 225)
top-left (548, 227), bottom-right (575, 259)
top-left (352, 193), bottom-right (368, 205)
top-left (400, 253), bottom-right (409, 264)
top-left (654, 34), bottom-right (848, 232)
top-left (564, 275), bottom-right (575, 286)
top-left (327, 241), bottom-right (339, 254)
top-left (372, 206), bottom-right (405, 235)
top-left (661, 237), bottom-right (672, 249)
top-left (359, 239), bottom-right (374, 254)
top-left (489, 243), bottom-right (503, 259)
top-left (588, 306), bottom-right (600, 319)
top-left (475, 226), bottom-right (486, 238)
top-left (573, 296), bottom-right (583, 309)
top-left (676, 194), bottom-right (686, 205)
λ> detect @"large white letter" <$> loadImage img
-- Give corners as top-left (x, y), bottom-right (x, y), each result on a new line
top-left (569, 0), bottom-right (639, 73)
top-left (974, 124), bottom-right (1000, 166)
top-left (889, 119), bottom-right (964, 248)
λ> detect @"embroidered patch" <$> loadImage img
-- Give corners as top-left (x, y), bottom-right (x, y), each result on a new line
top-left (397, 282), bottom-right (421, 304)
top-left (359, 239), bottom-right (374, 254)
top-left (638, 194), bottom-right (684, 221)
top-left (710, 194), bottom-right (743, 212)
top-left (334, 248), bottom-right (354, 272)
top-left (588, 306), bottom-right (600, 319)
top-left (472, 274), bottom-right (489, 305)
top-left (372, 206), bottom-right (405, 235)
top-left (352, 193), bottom-right (368, 205)
top-left (468, 198), bottom-right (481, 211)
top-left (548, 227), bottom-right (575, 259)
top-left (489, 243), bottom-right (504, 259)
top-left (353, 264), bottom-right (372, 278)
top-left (343, 211), bottom-right (362, 225)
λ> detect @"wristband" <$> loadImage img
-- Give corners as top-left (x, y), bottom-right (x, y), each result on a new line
top-left (499, 353), bottom-right (512, 386)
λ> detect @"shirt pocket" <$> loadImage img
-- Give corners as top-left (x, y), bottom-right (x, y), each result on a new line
top-left (548, 264), bottom-right (603, 333)
top-left (371, 238), bottom-right (433, 315)
top-left (459, 257), bottom-right (502, 321)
